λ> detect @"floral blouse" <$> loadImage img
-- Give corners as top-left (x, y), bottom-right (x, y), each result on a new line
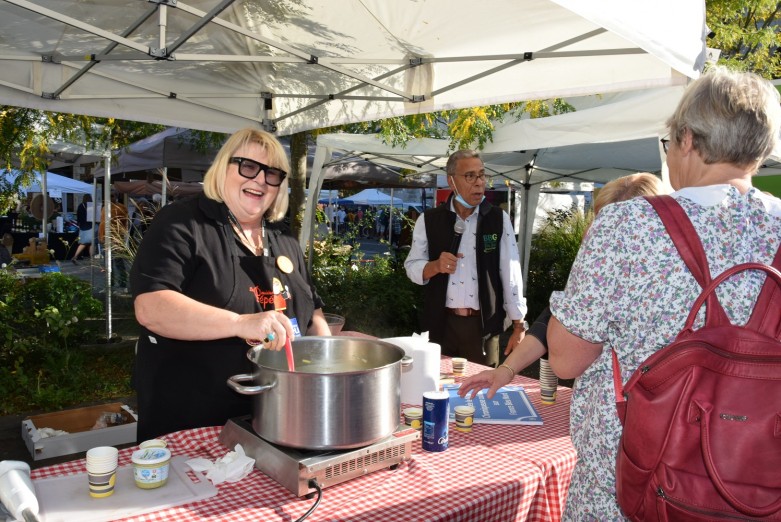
top-left (549, 185), bottom-right (781, 520)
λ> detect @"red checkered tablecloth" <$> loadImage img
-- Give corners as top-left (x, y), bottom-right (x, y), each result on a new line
top-left (30, 358), bottom-right (575, 521)
top-left (31, 428), bottom-right (543, 521)
top-left (437, 357), bottom-right (577, 521)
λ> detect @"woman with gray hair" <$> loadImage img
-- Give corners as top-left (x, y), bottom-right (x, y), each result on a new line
top-left (130, 127), bottom-right (331, 441)
top-left (547, 67), bottom-right (781, 519)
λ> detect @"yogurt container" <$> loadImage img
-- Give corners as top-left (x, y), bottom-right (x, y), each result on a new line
top-left (131, 447), bottom-right (171, 489)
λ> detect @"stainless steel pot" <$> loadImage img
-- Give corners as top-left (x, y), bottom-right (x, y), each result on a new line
top-left (227, 336), bottom-right (406, 450)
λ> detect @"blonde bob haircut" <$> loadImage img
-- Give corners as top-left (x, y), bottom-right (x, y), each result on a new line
top-left (202, 127), bottom-right (290, 222)
top-left (594, 173), bottom-right (664, 215)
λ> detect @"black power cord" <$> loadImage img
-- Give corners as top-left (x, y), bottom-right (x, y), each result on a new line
top-left (294, 479), bottom-right (323, 522)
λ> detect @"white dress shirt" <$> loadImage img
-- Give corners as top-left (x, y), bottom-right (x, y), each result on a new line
top-left (404, 200), bottom-right (527, 322)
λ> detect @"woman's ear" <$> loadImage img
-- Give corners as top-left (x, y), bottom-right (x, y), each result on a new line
top-left (679, 128), bottom-right (695, 155)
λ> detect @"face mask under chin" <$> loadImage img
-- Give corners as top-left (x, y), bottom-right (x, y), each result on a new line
top-left (455, 192), bottom-right (485, 209)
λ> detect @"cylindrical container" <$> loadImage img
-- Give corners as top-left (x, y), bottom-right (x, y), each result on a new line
top-left (86, 446), bottom-right (119, 498)
top-left (422, 391), bottom-right (449, 452)
top-left (131, 447), bottom-right (171, 489)
top-left (227, 337), bottom-right (405, 450)
top-left (402, 407), bottom-right (423, 430)
top-left (451, 357), bottom-right (467, 376)
top-left (539, 358), bottom-right (558, 405)
top-left (139, 439), bottom-right (167, 449)
top-left (382, 337), bottom-right (441, 406)
top-left (454, 405), bottom-right (475, 433)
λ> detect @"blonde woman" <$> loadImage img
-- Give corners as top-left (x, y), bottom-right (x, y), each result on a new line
top-left (130, 128), bottom-right (330, 441)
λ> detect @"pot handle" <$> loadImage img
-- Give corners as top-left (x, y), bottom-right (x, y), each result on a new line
top-left (226, 374), bottom-right (276, 395)
top-left (401, 355), bottom-right (413, 367)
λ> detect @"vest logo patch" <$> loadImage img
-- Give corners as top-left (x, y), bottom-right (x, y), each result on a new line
top-left (483, 233), bottom-right (498, 253)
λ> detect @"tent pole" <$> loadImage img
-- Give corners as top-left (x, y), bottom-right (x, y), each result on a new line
top-left (41, 171), bottom-right (48, 243)
top-left (302, 144), bottom-right (331, 271)
top-left (388, 189), bottom-right (394, 244)
top-left (103, 150), bottom-right (113, 341)
top-left (161, 167), bottom-right (168, 206)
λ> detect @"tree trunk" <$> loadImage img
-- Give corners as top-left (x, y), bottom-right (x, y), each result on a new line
top-left (288, 131), bottom-right (309, 238)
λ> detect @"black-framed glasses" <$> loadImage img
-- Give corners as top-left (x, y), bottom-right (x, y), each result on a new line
top-left (660, 137), bottom-right (671, 154)
top-left (455, 171), bottom-right (487, 184)
top-left (229, 157), bottom-right (287, 186)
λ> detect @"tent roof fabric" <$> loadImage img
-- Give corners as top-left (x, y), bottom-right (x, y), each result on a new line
top-left (0, 0), bottom-right (705, 135)
top-left (1, 169), bottom-right (93, 195)
top-left (92, 127), bottom-right (227, 178)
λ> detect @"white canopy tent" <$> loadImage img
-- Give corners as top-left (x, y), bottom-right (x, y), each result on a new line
top-left (0, 1), bottom-right (705, 135)
top-left (303, 85), bottom-right (689, 280)
top-left (1, 169), bottom-right (93, 196)
top-left (337, 189), bottom-right (406, 207)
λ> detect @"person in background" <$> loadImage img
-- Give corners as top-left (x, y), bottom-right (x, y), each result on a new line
top-left (397, 207), bottom-right (420, 249)
top-left (404, 149), bottom-right (527, 367)
top-left (547, 67), bottom-right (781, 519)
top-left (458, 172), bottom-right (665, 399)
top-left (336, 206), bottom-right (346, 234)
top-left (0, 232), bottom-right (13, 266)
top-left (130, 127), bottom-right (331, 441)
top-left (72, 194), bottom-right (94, 263)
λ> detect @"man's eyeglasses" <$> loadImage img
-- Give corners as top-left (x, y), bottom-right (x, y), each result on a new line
top-left (660, 137), bottom-right (671, 154)
top-left (455, 171), bottom-right (487, 184)
top-left (229, 157), bottom-right (287, 186)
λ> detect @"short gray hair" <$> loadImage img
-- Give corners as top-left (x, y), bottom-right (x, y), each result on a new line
top-left (666, 66), bottom-right (781, 169)
top-left (446, 149), bottom-right (481, 175)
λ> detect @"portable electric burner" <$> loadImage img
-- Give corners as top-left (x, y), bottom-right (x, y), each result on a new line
top-left (218, 415), bottom-right (419, 496)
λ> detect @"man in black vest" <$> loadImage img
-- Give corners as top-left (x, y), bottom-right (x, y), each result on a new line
top-left (404, 150), bottom-right (528, 367)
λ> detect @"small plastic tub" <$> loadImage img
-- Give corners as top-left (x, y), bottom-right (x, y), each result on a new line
top-left (139, 439), bottom-right (167, 449)
top-left (131, 447), bottom-right (171, 489)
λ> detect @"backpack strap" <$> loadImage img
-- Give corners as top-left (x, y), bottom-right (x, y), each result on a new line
top-left (745, 244), bottom-right (781, 339)
top-left (643, 195), bottom-right (729, 324)
top-left (612, 348), bottom-right (627, 425)
top-left (613, 195), bottom-right (728, 424)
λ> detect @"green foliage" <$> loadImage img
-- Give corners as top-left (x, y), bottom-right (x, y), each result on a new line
top-left (0, 271), bottom-right (105, 414)
top-left (326, 99), bottom-right (575, 152)
top-left (310, 234), bottom-right (423, 337)
top-left (524, 206), bottom-right (591, 322)
top-left (707, 0), bottom-right (780, 78)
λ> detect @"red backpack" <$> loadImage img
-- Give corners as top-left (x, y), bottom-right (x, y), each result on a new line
top-left (612, 195), bottom-right (781, 521)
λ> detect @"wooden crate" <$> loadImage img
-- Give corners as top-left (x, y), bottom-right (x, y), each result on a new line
top-left (21, 403), bottom-right (138, 461)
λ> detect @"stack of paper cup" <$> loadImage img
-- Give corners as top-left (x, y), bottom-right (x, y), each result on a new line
top-left (539, 358), bottom-right (558, 405)
top-left (451, 357), bottom-right (467, 376)
top-left (86, 446), bottom-right (119, 498)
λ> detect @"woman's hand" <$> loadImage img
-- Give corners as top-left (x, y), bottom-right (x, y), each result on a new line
top-left (458, 367), bottom-right (513, 400)
top-left (238, 311), bottom-right (295, 351)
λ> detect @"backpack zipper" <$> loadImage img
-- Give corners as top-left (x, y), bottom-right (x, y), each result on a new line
top-left (656, 487), bottom-right (758, 521)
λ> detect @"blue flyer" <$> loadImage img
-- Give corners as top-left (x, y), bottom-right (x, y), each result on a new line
top-left (442, 383), bottom-right (543, 425)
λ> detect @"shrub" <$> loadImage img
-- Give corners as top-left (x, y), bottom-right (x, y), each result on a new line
top-left (0, 271), bottom-right (104, 413)
top-left (311, 234), bottom-right (423, 337)
top-left (525, 206), bottom-right (590, 322)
